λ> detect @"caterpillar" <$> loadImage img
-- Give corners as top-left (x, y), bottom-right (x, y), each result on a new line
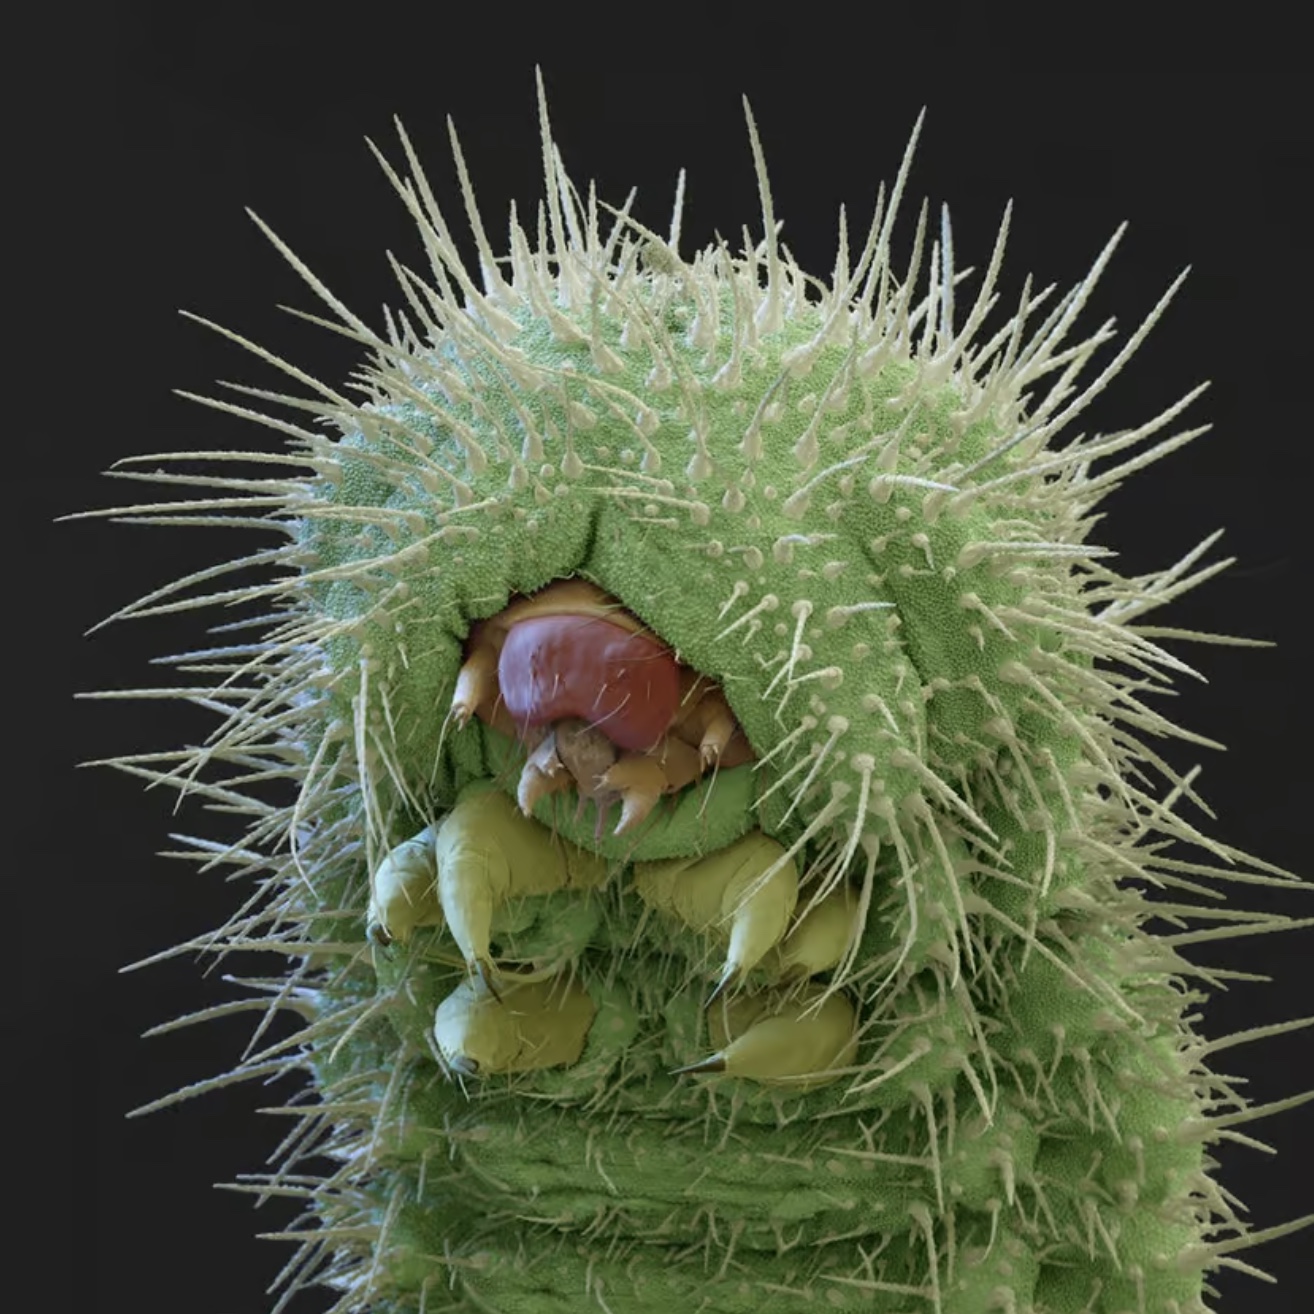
top-left (86, 69), bottom-right (1314, 1314)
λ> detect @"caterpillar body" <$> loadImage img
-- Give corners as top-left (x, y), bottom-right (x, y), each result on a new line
top-left (91, 71), bottom-right (1314, 1314)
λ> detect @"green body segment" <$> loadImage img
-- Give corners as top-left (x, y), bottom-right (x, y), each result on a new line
top-left (103, 87), bottom-right (1314, 1314)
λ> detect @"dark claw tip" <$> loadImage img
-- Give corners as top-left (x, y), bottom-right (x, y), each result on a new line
top-left (474, 959), bottom-right (502, 1001)
top-left (671, 1054), bottom-right (727, 1078)
top-left (704, 966), bottom-right (738, 1009)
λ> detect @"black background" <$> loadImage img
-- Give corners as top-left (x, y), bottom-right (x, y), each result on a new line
top-left (19, 4), bottom-right (1312, 1312)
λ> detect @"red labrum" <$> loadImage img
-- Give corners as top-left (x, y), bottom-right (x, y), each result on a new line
top-left (496, 614), bottom-right (681, 753)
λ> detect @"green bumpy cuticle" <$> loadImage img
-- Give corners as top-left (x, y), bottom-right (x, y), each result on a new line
top-left (98, 75), bottom-right (1314, 1314)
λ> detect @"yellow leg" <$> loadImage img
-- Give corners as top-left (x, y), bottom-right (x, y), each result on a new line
top-left (632, 830), bottom-right (799, 998)
top-left (674, 984), bottom-right (859, 1092)
top-left (434, 974), bottom-right (598, 1076)
top-left (434, 783), bottom-right (609, 986)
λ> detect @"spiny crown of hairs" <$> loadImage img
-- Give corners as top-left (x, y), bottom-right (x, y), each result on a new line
top-left (94, 70), bottom-right (1269, 991)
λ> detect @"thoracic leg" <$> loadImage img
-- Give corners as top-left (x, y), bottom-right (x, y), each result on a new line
top-left (675, 983), bottom-right (860, 1092)
top-left (434, 975), bottom-right (598, 1075)
top-left (434, 782), bottom-right (609, 987)
top-left (366, 827), bottom-right (441, 946)
top-left (632, 830), bottom-right (799, 997)
top-left (369, 801), bottom-right (868, 1092)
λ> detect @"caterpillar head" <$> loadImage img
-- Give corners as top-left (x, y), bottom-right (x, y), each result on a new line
top-left (102, 67), bottom-right (1239, 1089)
top-left (248, 77), bottom-right (1207, 1000)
